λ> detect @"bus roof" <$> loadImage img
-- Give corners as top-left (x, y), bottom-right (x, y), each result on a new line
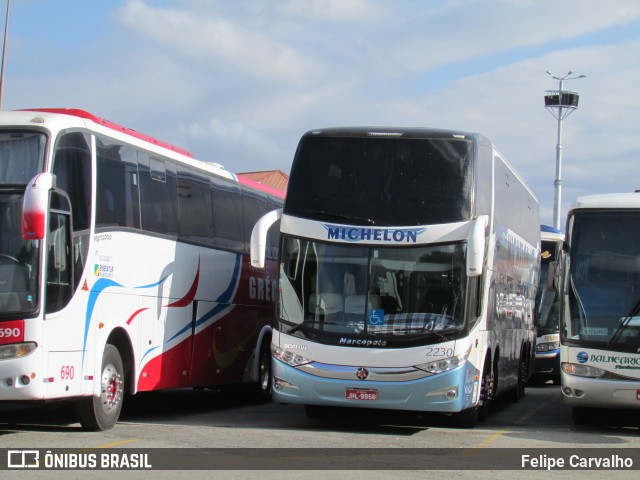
top-left (20, 108), bottom-right (194, 158)
top-left (5, 108), bottom-right (285, 200)
top-left (569, 192), bottom-right (640, 212)
top-left (301, 126), bottom-right (487, 142)
top-left (540, 224), bottom-right (564, 241)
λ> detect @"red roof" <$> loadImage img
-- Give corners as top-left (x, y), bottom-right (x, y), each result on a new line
top-left (238, 170), bottom-right (289, 192)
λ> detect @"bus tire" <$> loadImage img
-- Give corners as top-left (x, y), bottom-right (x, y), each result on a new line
top-left (509, 351), bottom-right (527, 402)
top-left (246, 338), bottom-right (272, 404)
top-left (477, 358), bottom-right (493, 422)
top-left (571, 407), bottom-right (591, 425)
top-left (304, 405), bottom-right (332, 420)
top-left (453, 406), bottom-right (477, 428)
top-left (75, 344), bottom-right (124, 431)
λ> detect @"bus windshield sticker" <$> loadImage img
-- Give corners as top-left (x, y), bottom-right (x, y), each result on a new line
top-left (368, 309), bottom-right (385, 327)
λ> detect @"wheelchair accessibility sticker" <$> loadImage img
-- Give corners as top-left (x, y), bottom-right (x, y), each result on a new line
top-left (368, 309), bottom-right (385, 326)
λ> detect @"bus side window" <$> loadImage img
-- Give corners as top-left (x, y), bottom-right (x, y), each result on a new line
top-left (52, 132), bottom-right (92, 232)
top-left (45, 191), bottom-right (73, 313)
top-left (52, 131), bottom-right (92, 290)
top-left (177, 166), bottom-right (214, 242)
top-left (241, 189), bottom-right (270, 255)
top-left (138, 154), bottom-right (179, 236)
top-left (210, 178), bottom-right (243, 251)
top-left (96, 138), bottom-right (141, 230)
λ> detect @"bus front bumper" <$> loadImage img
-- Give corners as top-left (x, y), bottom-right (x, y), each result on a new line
top-left (271, 358), bottom-right (479, 413)
top-left (561, 373), bottom-right (640, 409)
top-left (532, 350), bottom-right (560, 381)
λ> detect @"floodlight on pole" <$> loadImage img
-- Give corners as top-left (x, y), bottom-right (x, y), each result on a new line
top-left (544, 70), bottom-right (585, 230)
top-left (0, 0), bottom-right (10, 111)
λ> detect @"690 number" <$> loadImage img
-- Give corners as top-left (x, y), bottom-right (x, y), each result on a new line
top-left (0, 327), bottom-right (21, 339)
top-left (60, 365), bottom-right (75, 380)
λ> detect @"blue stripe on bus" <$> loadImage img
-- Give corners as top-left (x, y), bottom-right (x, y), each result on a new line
top-left (83, 278), bottom-right (124, 363)
top-left (166, 254), bottom-right (242, 343)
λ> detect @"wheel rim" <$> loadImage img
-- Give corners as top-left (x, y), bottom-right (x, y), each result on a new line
top-left (479, 368), bottom-right (491, 407)
top-left (258, 349), bottom-right (270, 392)
top-left (100, 362), bottom-right (123, 415)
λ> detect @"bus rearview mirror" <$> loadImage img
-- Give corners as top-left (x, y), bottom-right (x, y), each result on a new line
top-left (22, 173), bottom-right (56, 240)
top-left (250, 208), bottom-right (282, 269)
top-left (467, 215), bottom-right (488, 277)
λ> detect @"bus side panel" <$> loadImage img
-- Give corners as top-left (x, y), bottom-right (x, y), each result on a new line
top-left (40, 288), bottom-right (94, 399)
top-left (488, 154), bottom-right (539, 395)
top-left (189, 303), bottom-right (264, 386)
top-left (473, 141), bottom-right (494, 218)
top-left (45, 351), bottom-right (83, 397)
top-left (188, 256), bottom-right (276, 387)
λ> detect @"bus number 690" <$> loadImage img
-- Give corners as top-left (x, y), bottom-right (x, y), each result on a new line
top-left (60, 365), bottom-right (75, 380)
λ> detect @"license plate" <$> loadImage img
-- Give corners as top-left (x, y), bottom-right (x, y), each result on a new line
top-left (345, 388), bottom-right (378, 401)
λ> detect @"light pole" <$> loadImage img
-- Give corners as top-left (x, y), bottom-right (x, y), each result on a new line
top-left (544, 70), bottom-right (585, 230)
top-left (0, 0), bottom-right (10, 110)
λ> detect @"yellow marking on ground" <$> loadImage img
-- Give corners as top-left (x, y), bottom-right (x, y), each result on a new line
top-left (473, 430), bottom-right (507, 448)
top-left (94, 438), bottom-right (140, 449)
top-left (514, 394), bottom-right (558, 425)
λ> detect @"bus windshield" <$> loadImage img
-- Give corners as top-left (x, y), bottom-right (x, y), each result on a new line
top-left (278, 236), bottom-right (467, 345)
top-left (0, 190), bottom-right (40, 315)
top-left (537, 239), bottom-right (560, 335)
top-left (0, 131), bottom-right (45, 315)
top-left (564, 211), bottom-right (640, 352)
top-left (285, 135), bottom-right (473, 226)
top-left (0, 131), bottom-right (46, 185)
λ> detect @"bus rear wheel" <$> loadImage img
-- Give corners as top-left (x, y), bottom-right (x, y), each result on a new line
top-left (509, 351), bottom-right (527, 402)
top-left (76, 344), bottom-right (124, 431)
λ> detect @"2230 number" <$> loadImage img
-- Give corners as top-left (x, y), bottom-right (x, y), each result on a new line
top-left (60, 365), bottom-right (75, 380)
top-left (424, 346), bottom-right (454, 357)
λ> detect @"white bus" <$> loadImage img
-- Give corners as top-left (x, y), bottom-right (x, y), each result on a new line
top-left (560, 193), bottom-right (640, 424)
top-left (531, 225), bottom-right (564, 385)
top-left (252, 127), bottom-right (539, 427)
top-left (0, 108), bottom-right (284, 430)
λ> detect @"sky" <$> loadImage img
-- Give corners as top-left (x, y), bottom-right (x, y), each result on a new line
top-left (2, 0), bottom-right (640, 227)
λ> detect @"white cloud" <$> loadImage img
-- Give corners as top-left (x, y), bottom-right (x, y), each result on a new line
top-left (7, 0), bottom-right (640, 226)
top-left (117, 0), bottom-right (321, 86)
top-left (183, 116), bottom-right (285, 171)
top-left (391, 0), bottom-right (640, 72)
top-left (279, 0), bottom-right (387, 23)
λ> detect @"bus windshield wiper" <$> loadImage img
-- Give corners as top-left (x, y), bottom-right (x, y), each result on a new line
top-left (293, 209), bottom-right (375, 225)
top-left (287, 321), bottom-right (343, 335)
top-left (608, 297), bottom-right (640, 347)
top-left (287, 323), bottom-right (306, 335)
top-left (370, 326), bottom-right (448, 340)
top-left (409, 327), bottom-right (447, 340)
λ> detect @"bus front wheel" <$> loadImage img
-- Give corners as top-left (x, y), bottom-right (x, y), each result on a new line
top-left (254, 338), bottom-right (272, 403)
top-left (453, 406), bottom-right (477, 428)
top-left (244, 337), bottom-right (272, 404)
top-left (76, 344), bottom-right (124, 431)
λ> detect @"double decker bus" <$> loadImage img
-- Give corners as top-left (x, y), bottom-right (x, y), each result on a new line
top-left (251, 127), bottom-right (539, 427)
top-left (0, 108), bottom-right (284, 430)
top-left (560, 193), bottom-right (640, 424)
top-left (531, 225), bottom-right (564, 385)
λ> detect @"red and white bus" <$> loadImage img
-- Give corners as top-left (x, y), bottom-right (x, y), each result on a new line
top-left (0, 108), bottom-right (284, 430)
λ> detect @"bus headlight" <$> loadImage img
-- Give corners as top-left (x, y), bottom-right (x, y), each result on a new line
top-left (416, 349), bottom-right (470, 375)
top-left (536, 341), bottom-right (559, 352)
top-left (0, 342), bottom-right (37, 361)
top-left (272, 344), bottom-right (311, 367)
top-left (561, 362), bottom-right (605, 378)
